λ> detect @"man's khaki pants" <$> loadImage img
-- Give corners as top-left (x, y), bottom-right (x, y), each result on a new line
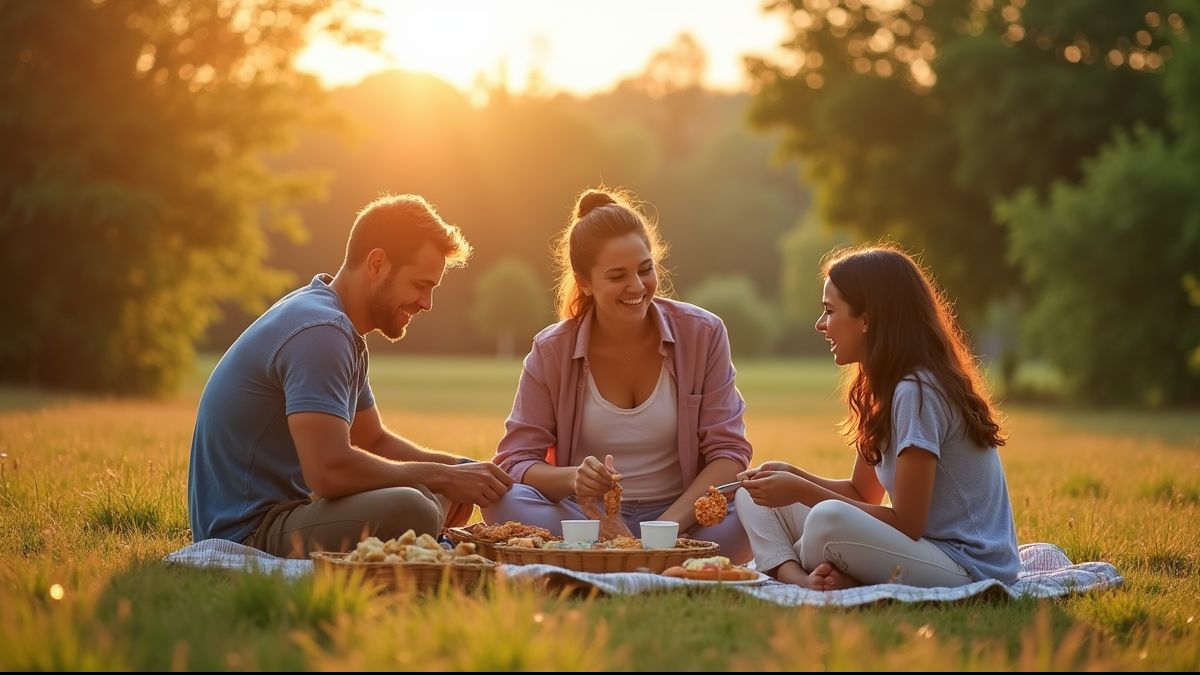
top-left (245, 486), bottom-right (450, 559)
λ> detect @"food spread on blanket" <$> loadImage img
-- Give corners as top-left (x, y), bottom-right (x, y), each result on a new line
top-left (345, 530), bottom-right (492, 566)
top-left (693, 485), bottom-right (728, 527)
top-left (662, 556), bottom-right (757, 581)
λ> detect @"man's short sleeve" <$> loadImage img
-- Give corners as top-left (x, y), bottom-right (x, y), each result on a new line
top-left (272, 325), bottom-right (361, 424)
top-left (356, 377), bottom-right (375, 413)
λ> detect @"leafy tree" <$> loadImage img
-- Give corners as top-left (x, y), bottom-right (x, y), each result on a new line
top-left (687, 276), bottom-right (780, 359)
top-left (0, 0), bottom-right (371, 393)
top-left (999, 2), bottom-right (1200, 405)
top-left (1000, 129), bottom-right (1200, 405)
top-left (471, 258), bottom-right (551, 358)
top-left (748, 0), bottom-right (1173, 313)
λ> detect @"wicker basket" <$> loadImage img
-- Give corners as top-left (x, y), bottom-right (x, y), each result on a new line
top-left (444, 525), bottom-right (501, 560)
top-left (492, 540), bottom-right (720, 573)
top-left (310, 551), bottom-right (496, 593)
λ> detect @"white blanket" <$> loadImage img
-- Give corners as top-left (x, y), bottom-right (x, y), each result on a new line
top-left (164, 540), bottom-right (1121, 606)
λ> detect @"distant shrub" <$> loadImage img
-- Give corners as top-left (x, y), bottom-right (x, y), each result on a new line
top-left (686, 276), bottom-right (780, 358)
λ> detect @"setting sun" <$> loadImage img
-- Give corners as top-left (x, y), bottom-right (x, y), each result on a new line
top-left (295, 0), bottom-right (788, 95)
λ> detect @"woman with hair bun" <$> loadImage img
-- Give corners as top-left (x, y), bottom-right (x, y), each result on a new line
top-left (485, 187), bottom-right (753, 562)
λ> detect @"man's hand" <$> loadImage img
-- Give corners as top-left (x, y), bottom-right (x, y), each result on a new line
top-left (573, 455), bottom-right (618, 498)
top-left (737, 460), bottom-right (799, 481)
top-left (741, 470), bottom-right (807, 508)
top-left (431, 462), bottom-right (513, 507)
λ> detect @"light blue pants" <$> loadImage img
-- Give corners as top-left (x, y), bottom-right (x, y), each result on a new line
top-left (483, 483), bottom-right (752, 564)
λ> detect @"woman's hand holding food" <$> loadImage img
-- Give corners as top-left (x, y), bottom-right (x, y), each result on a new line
top-left (574, 454), bottom-right (620, 498)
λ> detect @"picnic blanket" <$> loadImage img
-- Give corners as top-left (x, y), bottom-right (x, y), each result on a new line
top-left (163, 540), bottom-right (1122, 606)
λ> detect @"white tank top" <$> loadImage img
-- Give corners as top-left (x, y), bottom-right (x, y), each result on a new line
top-left (578, 362), bottom-right (682, 500)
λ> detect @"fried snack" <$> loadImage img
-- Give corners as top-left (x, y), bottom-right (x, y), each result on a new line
top-left (662, 556), bottom-right (757, 581)
top-left (603, 482), bottom-right (623, 517)
top-left (504, 535), bottom-right (552, 548)
top-left (472, 521), bottom-right (557, 542)
top-left (345, 530), bottom-right (494, 566)
top-left (597, 535), bottom-right (643, 550)
top-left (693, 485), bottom-right (728, 527)
top-left (578, 464), bottom-right (634, 540)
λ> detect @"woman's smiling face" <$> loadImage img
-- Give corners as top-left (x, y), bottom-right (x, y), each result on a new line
top-left (579, 232), bottom-right (658, 327)
top-left (815, 278), bottom-right (867, 365)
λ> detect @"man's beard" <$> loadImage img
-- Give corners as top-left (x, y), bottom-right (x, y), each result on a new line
top-left (368, 291), bottom-right (409, 342)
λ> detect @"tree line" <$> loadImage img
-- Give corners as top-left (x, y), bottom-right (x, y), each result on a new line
top-left (2, 0), bottom-right (1197, 406)
top-left (747, 0), bottom-right (1199, 405)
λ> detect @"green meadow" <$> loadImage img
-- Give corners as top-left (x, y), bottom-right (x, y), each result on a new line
top-left (0, 356), bottom-right (1197, 671)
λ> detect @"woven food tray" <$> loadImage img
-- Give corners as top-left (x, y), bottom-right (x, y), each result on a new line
top-left (311, 551), bottom-right (496, 593)
top-left (444, 525), bottom-right (502, 560)
top-left (492, 540), bottom-right (720, 573)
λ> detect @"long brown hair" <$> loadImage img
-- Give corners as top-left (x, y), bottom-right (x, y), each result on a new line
top-left (552, 187), bottom-right (671, 320)
top-left (823, 246), bottom-right (1005, 464)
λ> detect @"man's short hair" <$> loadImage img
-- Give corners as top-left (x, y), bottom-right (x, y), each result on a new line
top-left (344, 194), bottom-right (472, 270)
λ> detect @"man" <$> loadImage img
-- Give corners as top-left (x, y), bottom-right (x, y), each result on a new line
top-left (187, 194), bottom-right (513, 558)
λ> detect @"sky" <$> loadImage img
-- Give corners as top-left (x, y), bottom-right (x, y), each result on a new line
top-left (295, 0), bottom-right (791, 95)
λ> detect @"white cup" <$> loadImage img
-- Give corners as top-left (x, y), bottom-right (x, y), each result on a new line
top-left (561, 519), bottom-right (600, 543)
top-left (640, 520), bottom-right (680, 549)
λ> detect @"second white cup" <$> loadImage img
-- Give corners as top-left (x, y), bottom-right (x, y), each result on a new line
top-left (640, 520), bottom-right (680, 549)
top-left (561, 519), bottom-right (600, 543)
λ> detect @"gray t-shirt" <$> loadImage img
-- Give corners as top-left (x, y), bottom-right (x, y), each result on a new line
top-left (874, 372), bottom-right (1019, 582)
top-left (187, 275), bottom-right (375, 543)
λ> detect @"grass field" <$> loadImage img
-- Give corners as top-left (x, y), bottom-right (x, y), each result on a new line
top-left (1, 356), bottom-right (1197, 670)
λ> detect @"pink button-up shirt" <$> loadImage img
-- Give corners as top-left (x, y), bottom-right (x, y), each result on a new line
top-left (493, 297), bottom-right (752, 491)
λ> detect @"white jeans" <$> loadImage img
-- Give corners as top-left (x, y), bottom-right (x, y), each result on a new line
top-left (733, 489), bottom-right (973, 587)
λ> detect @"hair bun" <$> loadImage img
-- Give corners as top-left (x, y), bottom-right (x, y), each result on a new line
top-left (576, 190), bottom-right (617, 219)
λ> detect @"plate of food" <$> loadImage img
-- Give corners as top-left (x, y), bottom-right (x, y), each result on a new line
top-left (661, 556), bottom-right (767, 586)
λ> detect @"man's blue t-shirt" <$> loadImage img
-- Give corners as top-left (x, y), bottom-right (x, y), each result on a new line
top-left (188, 274), bottom-right (375, 543)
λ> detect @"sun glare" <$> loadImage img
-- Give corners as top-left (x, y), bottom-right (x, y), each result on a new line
top-left (295, 0), bottom-right (788, 96)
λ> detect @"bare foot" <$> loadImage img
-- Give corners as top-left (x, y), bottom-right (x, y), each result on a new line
top-left (807, 562), bottom-right (861, 591)
top-left (773, 561), bottom-right (812, 587)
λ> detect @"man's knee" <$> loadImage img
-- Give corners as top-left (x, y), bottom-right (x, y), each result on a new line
top-left (372, 487), bottom-right (442, 538)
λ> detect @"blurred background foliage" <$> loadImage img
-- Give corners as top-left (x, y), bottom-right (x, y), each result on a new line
top-left (0, 0), bottom-right (377, 393)
top-left (1, 0), bottom-right (1197, 406)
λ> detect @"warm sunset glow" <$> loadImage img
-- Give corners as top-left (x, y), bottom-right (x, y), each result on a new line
top-left (295, 0), bottom-right (789, 95)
